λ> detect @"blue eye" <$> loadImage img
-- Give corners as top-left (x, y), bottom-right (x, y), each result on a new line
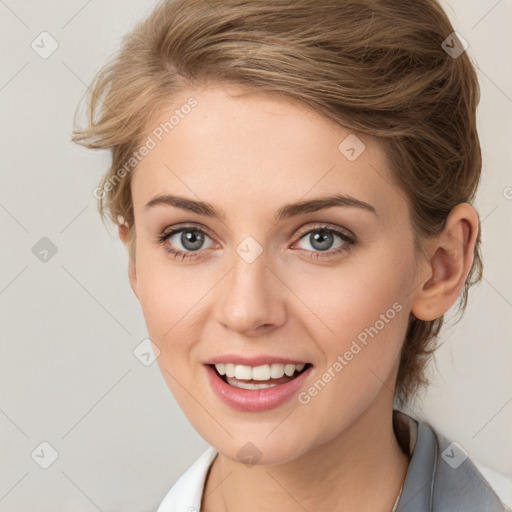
top-left (157, 226), bottom-right (214, 261)
top-left (294, 226), bottom-right (355, 259)
top-left (156, 223), bottom-right (355, 261)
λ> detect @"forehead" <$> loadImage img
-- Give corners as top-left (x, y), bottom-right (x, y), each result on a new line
top-left (131, 84), bottom-right (404, 221)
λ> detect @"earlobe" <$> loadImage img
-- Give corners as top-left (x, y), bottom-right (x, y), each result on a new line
top-left (118, 221), bottom-right (139, 300)
top-left (411, 203), bottom-right (478, 322)
top-left (118, 219), bottom-right (129, 245)
top-left (127, 258), bottom-right (138, 300)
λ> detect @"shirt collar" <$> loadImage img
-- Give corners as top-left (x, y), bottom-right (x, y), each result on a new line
top-left (393, 409), bottom-right (436, 511)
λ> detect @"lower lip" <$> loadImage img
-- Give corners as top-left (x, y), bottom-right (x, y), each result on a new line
top-left (204, 364), bottom-right (313, 412)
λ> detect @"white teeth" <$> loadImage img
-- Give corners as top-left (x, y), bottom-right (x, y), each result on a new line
top-left (214, 362), bottom-right (307, 381)
top-left (284, 364), bottom-right (296, 376)
top-left (235, 365), bottom-right (251, 380)
top-left (227, 380), bottom-right (278, 390)
top-left (252, 365), bottom-right (270, 380)
top-left (225, 363), bottom-right (236, 378)
top-left (215, 363), bottom-right (226, 375)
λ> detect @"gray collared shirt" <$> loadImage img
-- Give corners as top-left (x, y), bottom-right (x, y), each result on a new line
top-left (394, 410), bottom-right (509, 511)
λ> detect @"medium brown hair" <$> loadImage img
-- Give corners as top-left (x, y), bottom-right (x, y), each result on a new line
top-left (72, 0), bottom-right (483, 407)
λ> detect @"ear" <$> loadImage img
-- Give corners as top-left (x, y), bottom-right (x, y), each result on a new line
top-left (411, 203), bottom-right (479, 321)
top-left (118, 221), bottom-right (138, 300)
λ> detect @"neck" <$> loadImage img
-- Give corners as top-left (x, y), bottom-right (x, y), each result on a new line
top-left (202, 393), bottom-right (410, 512)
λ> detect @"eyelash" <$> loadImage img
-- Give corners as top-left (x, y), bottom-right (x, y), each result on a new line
top-left (156, 223), bottom-right (356, 262)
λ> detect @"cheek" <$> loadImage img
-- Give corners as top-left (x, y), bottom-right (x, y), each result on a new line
top-left (288, 247), bottom-right (412, 371)
top-left (135, 258), bottom-right (206, 404)
top-left (135, 247), bottom-right (201, 339)
top-left (296, 264), bottom-right (408, 332)
top-left (133, 250), bottom-right (217, 389)
top-left (289, 264), bottom-right (409, 438)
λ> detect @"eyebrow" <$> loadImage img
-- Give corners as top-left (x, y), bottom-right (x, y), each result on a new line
top-left (144, 193), bottom-right (377, 221)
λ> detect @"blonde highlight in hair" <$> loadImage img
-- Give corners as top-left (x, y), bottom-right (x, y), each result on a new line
top-left (72, 0), bottom-right (483, 406)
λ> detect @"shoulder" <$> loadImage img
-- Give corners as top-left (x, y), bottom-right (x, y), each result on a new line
top-left (157, 446), bottom-right (218, 512)
top-left (395, 410), bottom-right (510, 512)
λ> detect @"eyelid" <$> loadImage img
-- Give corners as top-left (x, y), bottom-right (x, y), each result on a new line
top-left (293, 222), bottom-right (355, 242)
top-left (157, 221), bottom-right (356, 260)
top-left (158, 222), bottom-right (216, 242)
top-left (158, 222), bottom-right (354, 246)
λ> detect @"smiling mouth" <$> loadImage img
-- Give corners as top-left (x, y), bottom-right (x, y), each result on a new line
top-left (209, 363), bottom-right (313, 390)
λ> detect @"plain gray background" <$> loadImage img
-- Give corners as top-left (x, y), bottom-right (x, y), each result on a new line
top-left (1, 0), bottom-right (511, 510)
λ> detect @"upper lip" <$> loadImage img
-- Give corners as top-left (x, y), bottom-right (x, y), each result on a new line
top-left (203, 355), bottom-right (312, 366)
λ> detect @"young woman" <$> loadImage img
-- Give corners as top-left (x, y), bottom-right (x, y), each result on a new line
top-left (72, 0), bottom-right (509, 510)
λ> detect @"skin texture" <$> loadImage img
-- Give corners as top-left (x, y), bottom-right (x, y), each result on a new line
top-left (119, 84), bottom-right (478, 512)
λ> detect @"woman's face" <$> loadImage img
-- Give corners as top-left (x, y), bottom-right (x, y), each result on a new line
top-left (127, 84), bottom-right (420, 464)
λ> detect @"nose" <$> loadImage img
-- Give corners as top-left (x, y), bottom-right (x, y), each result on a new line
top-left (214, 247), bottom-right (286, 336)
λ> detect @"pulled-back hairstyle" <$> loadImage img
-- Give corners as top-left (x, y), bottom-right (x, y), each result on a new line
top-left (72, 0), bottom-right (483, 407)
